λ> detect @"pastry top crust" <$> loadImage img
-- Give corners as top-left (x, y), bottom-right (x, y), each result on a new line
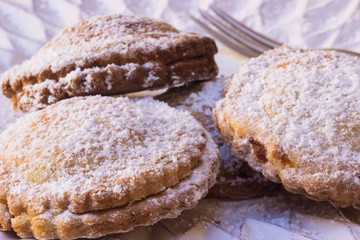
top-left (0, 96), bottom-right (208, 217)
top-left (1, 14), bottom-right (217, 111)
top-left (218, 46), bottom-right (360, 206)
top-left (3, 14), bottom-right (213, 85)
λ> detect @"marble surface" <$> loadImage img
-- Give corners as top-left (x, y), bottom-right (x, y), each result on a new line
top-left (1, 0), bottom-right (360, 239)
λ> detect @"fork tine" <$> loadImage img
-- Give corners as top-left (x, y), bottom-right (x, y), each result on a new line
top-left (198, 6), bottom-right (360, 60)
top-left (190, 14), bottom-right (260, 58)
top-left (210, 4), bottom-right (282, 49)
top-left (199, 10), bottom-right (267, 54)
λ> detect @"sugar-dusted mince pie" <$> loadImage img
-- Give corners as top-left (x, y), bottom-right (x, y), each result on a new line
top-left (0, 96), bottom-right (220, 239)
top-left (1, 14), bottom-right (218, 112)
top-left (156, 77), bottom-right (278, 199)
top-left (214, 45), bottom-right (360, 208)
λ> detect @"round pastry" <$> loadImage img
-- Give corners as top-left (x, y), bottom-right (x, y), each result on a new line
top-left (156, 77), bottom-right (278, 199)
top-left (214, 46), bottom-right (360, 208)
top-left (0, 95), bottom-right (220, 239)
top-left (1, 14), bottom-right (218, 112)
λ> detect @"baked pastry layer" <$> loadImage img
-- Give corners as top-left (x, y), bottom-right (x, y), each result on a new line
top-left (1, 14), bottom-right (218, 112)
top-left (0, 95), bottom-right (220, 239)
top-left (214, 46), bottom-right (360, 207)
top-left (156, 77), bottom-right (278, 199)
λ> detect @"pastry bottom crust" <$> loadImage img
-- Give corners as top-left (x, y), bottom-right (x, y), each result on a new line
top-left (207, 150), bottom-right (279, 199)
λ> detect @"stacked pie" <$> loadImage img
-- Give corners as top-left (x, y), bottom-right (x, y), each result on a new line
top-left (1, 14), bottom-right (218, 112)
top-left (0, 96), bottom-right (220, 239)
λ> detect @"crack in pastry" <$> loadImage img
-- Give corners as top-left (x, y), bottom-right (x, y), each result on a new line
top-left (0, 96), bottom-right (220, 239)
top-left (214, 45), bottom-right (360, 208)
top-left (1, 14), bottom-right (218, 112)
top-left (156, 77), bottom-right (279, 199)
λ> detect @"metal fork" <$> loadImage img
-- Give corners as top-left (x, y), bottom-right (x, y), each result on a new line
top-left (195, 4), bottom-right (360, 58)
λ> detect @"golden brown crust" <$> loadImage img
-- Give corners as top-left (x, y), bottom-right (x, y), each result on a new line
top-left (156, 78), bottom-right (279, 199)
top-left (214, 46), bottom-right (360, 208)
top-left (1, 14), bottom-right (218, 112)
